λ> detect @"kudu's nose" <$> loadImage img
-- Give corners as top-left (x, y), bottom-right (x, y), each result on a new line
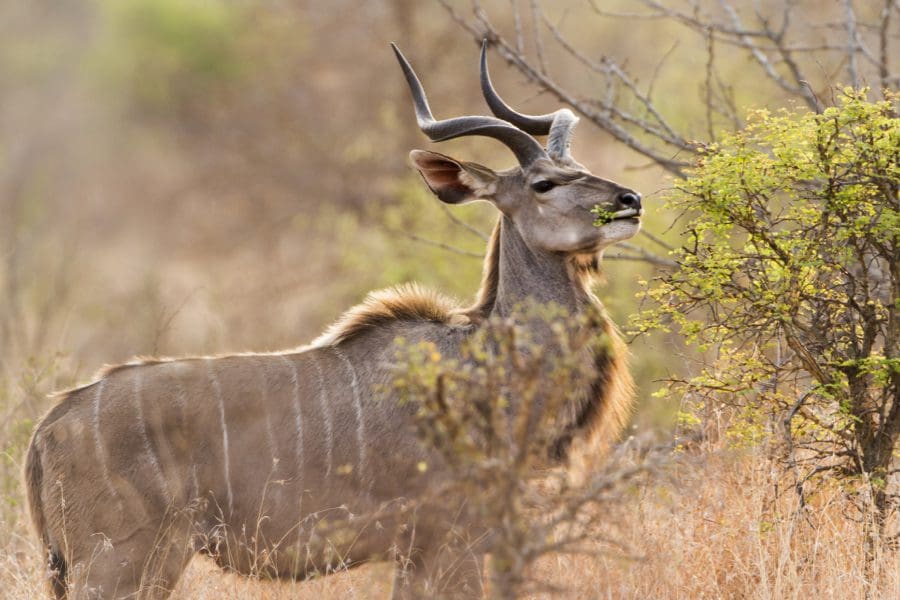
top-left (617, 191), bottom-right (642, 211)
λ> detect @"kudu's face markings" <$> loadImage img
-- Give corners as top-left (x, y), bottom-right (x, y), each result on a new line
top-left (508, 161), bottom-right (642, 255)
top-left (206, 359), bottom-right (234, 517)
top-left (25, 42), bottom-right (639, 600)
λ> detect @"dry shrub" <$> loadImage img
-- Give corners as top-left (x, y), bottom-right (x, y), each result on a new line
top-left (533, 446), bottom-right (899, 600)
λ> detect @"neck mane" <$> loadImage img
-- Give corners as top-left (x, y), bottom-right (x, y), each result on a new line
top-left (311, 213), bottom-right (632, 468)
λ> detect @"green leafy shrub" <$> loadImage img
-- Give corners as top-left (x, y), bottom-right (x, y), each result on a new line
top-left (636, 90), bottom-right (898, 526)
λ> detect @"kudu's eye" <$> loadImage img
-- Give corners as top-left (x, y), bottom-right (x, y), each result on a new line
top-left (531, 180), bottom-right (557, 193)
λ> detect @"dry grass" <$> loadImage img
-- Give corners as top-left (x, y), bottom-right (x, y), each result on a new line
top-left (535, 449), bottom-right (899, 600)
top-left (3, 447), bottom-right (896, 599)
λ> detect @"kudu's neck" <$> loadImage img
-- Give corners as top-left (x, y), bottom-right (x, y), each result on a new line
top-left (467, 216), bottom-right (595, 320)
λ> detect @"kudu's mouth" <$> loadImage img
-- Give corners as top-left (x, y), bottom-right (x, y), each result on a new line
top-left (609, 207), bottom-right (643, 220)
top-left (591, 205), bottom-right (644, 227)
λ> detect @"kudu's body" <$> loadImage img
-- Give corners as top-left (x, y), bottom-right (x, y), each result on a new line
top-left (25, 43), bottom-right (642, 599)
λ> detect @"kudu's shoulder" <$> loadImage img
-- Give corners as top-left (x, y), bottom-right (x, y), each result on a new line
top-left (312, 282), bottom-right (471, 347)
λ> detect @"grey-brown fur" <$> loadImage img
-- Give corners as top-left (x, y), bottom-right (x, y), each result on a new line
top-left (24, 44), bottom-right (642, 599)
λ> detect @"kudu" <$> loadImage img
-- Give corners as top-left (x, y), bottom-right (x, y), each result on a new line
top-left (24, 42), bottom-right (642, 599)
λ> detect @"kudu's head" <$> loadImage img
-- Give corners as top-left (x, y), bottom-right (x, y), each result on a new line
top-left (392, 42), bottom-right (643, 256)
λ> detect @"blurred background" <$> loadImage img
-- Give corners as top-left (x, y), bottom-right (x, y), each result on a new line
top-left (1, 2), bottom-right (895, 595)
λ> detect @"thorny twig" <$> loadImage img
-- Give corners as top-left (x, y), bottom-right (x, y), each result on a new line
top-left (606, 243), bottom-right (678, 268)
top-left (387, 227), bottom-right (485, 258)
top-left (438, 202), bottom-right (490, 242)
top-left (436, 0), bottom-right (692, 176)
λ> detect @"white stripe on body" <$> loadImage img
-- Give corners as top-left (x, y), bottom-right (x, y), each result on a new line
top-left (172, 373), bottom-right (187, 413)
top-left (132, 371), bottom-right (173, 505)
top-left (173, 377), bottom-right (197, 502)
top-left (206, 360), bottom-right (234, 516)
top-left (279, 355), bottom-right (304, 484)
top-left (257, 359), bottom-right (279, 467)
top-left (191, 464), bottom-right (200, 501)
top-left (91, 380), bottom-right (120, 502)
top-left (310, 353), bottom-right (333, 478)
top-left (331, 347), bottom-right (370, 496)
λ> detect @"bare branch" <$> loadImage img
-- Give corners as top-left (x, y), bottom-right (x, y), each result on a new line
top-left (879, 0), bottom-right (894, 91)
top-left (606, 243), bottom-right (678, 268)
top-left (842, 0), bottom-right (861, 87)
top-left (152, 286), bottom-right (203, 355)
top-left (587, 1), bottom-right (668, 21)
top-left (717, 0), bottom-right (818, 109)
top-left (386, 227), bottom-right (484, 258)
top-left (647, 39), bottom-right (679, 101)
top-left (639, 229), bottom-right (675, 252)
top-left (438, 203), bottom-right (490, 242)
top-left (528, 0), bottom-right (549, 75)
top-left (510, 0), bottom-right (524, 55)
top-left (436, 0), bottom-right (692, 175)
top-left (440, 0), bottom-right (896, 179)
top-left (704, 26), bottom-right (716, 142)
top-left (537, 8), bottom-right (687, 149)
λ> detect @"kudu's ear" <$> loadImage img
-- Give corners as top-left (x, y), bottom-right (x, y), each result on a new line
top-left (410, 150), bottom-right (498, 205)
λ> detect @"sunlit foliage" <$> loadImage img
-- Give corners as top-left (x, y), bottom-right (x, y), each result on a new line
top-left (638, 91), bottom-right (899, 523)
